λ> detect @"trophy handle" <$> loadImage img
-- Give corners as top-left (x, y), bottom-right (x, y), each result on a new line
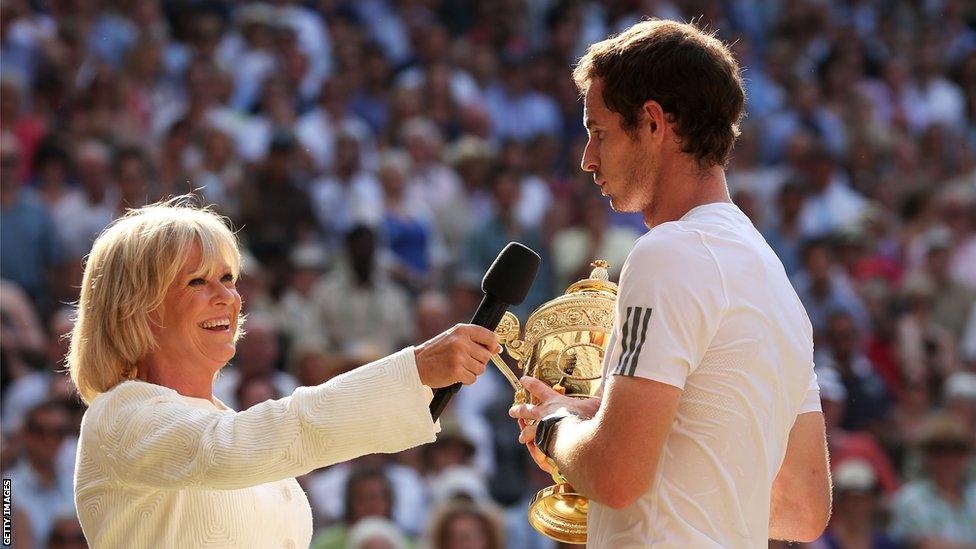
top-left (494, 312), bottom-right (533, 403)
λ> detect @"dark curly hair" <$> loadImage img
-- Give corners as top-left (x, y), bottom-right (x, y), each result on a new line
top-left (573, 19), bottom-right (745, 168)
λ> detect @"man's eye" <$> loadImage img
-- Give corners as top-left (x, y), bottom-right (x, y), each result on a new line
top-left (189, 278), bottom-right (206, 286)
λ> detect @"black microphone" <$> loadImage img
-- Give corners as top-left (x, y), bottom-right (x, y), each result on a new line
top-left (428, 242), bottom-right (540, 421)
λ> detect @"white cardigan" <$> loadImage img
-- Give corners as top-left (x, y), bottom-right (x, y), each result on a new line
top-left (74, 347), bottom-right (438, 548)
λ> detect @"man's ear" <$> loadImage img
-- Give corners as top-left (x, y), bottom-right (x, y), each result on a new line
top-left (642, 100), bottom-right (666, 140)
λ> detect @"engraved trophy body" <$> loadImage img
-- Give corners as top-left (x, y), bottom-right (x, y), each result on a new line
top-left (492, 261), bottom-right (617, 544)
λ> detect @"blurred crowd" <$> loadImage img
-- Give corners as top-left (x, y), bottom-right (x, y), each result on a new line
top-left (1, 0), bottom-right (975, 548)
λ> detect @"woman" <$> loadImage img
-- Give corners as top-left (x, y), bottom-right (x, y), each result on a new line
top-left (427, 500), bottom-right (506, 549)
top-left (69, 198), bottom-right (498, 548)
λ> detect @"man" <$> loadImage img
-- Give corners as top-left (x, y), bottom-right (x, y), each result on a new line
top-left (6, 401), bottom-right (76, 545)
top-left (510, 20), bottom-right (831, 547)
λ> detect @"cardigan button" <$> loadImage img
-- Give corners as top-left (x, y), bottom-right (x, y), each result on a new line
top-left (283, 539), bottom-right (295, 549)
top-left (281, 485), bottom-right (292, 501)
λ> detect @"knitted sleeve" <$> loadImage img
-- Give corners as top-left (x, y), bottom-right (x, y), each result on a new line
top-left (79, 347), bottom-right (436, 490)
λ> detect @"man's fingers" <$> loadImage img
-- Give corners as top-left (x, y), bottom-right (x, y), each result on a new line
top-left (520, 376), bottom-right (560, 401)
top-left (519, 423), bottom-right (537, 444)
top-left (509, 402), bottom-right (538, 419)
top-left (527, 440), bottom-right (553, 473)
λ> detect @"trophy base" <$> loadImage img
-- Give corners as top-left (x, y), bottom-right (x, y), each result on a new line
top-left (527, 483), bottom-right (589, 544)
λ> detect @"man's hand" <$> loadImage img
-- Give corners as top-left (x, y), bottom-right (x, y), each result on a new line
top-left (414, 324), bottom-right (502, 388)
top-left (509, 376), bottom-right (600, 470)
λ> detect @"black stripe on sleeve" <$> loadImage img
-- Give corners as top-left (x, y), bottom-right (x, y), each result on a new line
top-left (626, 307), bottom-right (653, 376)
top-left (613, 306), bottom-right (634, 375)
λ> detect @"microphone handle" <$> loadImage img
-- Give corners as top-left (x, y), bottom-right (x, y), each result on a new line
top-left (428, 294), bottom-right (510, 421)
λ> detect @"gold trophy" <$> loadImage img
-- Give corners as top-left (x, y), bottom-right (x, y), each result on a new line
top-left (489, 260), bottom-right (618, 544)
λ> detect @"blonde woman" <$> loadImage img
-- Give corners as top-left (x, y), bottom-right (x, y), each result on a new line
top-left (69, 198), bottom-right (499, 548)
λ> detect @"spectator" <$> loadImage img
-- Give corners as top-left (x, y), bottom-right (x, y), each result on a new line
top-left (888, 413), bottom-right (976, 548)
top-left (47, 507), bottom-right (87, 549)
top-left (276, 242), bottom-right (331, 349)
top-left (309, 132), bottom-right (383, 248)
top-left (237, 131), bottom-right (318, 273)
top-left (0, 280), bottom-right (47, 393)
top-left (310, 225), bottom-right (414, 362)
top-left (762, 180), bottom-right (808, 277)
top-left (810, 459), bottom-right (899, 549)
top-left (347, 517), bottom-right (410, 549)
top-left (401, 117), bottom-right (468, 255)
top-left (307, 455), bottom-right (427, 538)
top-left (816, 310), bottom-right (892, 432)
top-left (311, 465), bottom-right (405, 549)
top-left (2, 306), bottom-right (71, 436)
top-left (461, 167), bottom-right (553, 319)
top-left (797, 144), bottom-right (868, 238)
top-left (377, 150), bottom-right (445, 292)
top-left (427, 500), bottom-right (506, 549)
top-left (0, 131), bottom-right (65, 314)
top-left (52, 139), bottom-right (116, 260)
top-left (793, 238), bottom-right (869, 338)
top-left (296, 76), bottom-right (377, 174)
top-left (818, 367), bottom-right (899, 496)
top-left (6, 400), bottom-right (76, 545)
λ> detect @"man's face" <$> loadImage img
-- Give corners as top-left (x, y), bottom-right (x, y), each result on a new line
top-left (24, 407), bottom-right (70, 466)
top-left (580, 79), bottom-right (656, 216)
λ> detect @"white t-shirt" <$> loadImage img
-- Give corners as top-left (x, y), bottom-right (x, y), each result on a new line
top-left (588, 203), bottom-right (820, 548)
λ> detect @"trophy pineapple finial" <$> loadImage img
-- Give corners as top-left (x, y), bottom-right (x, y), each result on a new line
top-left (589, 260), bottom-right (609, 281)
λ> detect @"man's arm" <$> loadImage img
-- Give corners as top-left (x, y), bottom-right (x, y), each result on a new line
top-left (769, 411), bottom-right (832, 543)
top-left (514, 374), bottom-right (681, 509)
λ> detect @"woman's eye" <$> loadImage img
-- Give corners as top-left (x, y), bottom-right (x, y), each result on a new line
top-left (221, 273), bottom-right (235, 284)
top-left (189, 278), bottom-right (206, 286)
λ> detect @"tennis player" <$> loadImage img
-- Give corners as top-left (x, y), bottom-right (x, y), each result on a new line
top-left (511, 19), bottom-right (831, 548)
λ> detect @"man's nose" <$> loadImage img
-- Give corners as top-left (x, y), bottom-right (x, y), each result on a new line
top-left (580, 142), bottom-right (598, 173)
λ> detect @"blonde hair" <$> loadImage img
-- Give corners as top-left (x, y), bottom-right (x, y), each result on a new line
top-left (68, 196), bottom-right (243, 404)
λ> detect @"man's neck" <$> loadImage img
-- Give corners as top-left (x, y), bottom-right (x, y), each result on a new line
top-left (642, 163), bottom-right (732, 229)
top-left (25, 457), bottom-right (58, 488)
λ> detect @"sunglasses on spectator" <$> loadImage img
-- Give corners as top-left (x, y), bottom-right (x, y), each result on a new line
top-left (49, 530), bottom-right (87, 543)
top-left (926, 442), bottom-right (970, 454)
top-left (27, 423), bottom-right (69, 437)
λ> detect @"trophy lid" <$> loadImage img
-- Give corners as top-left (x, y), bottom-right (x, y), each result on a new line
top-left (564, 260), bottom-right (617, 297)
top-left (522, 261), bottom-right (617, 345)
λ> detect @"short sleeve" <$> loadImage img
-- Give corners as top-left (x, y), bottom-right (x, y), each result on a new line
top-left (606, 227), bottom-right (728, 389)
top-left (798, 369), bottom-right (822, 414)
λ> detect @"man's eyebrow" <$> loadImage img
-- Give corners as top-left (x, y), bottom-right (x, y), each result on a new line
top-left (584, 118), bottom-right (600, 129)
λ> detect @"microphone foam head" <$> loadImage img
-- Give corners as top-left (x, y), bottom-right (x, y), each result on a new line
top-left (482, 242), bottom-right (541, 305)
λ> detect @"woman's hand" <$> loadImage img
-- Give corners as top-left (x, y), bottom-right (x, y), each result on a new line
top-left (414, 324), bottom-right (502, 388)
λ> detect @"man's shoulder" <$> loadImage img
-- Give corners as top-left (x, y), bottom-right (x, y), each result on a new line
top-left (626, 223), bottom-right (718, 274)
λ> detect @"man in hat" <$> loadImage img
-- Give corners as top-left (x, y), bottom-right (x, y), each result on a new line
top-left (511, 19), bottom-right (831, 547)
top-left (816, 459), bottom-right (898, 549)
top-left (888, 413), bottom-right (976, 548)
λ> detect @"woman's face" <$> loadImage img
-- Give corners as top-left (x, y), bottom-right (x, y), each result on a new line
top-left (150, 243), bottom-right (241, 373)
top-left (349, 478), bottom-right (392, 523)
top-left (445, 514), bottom-right (490, 549)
